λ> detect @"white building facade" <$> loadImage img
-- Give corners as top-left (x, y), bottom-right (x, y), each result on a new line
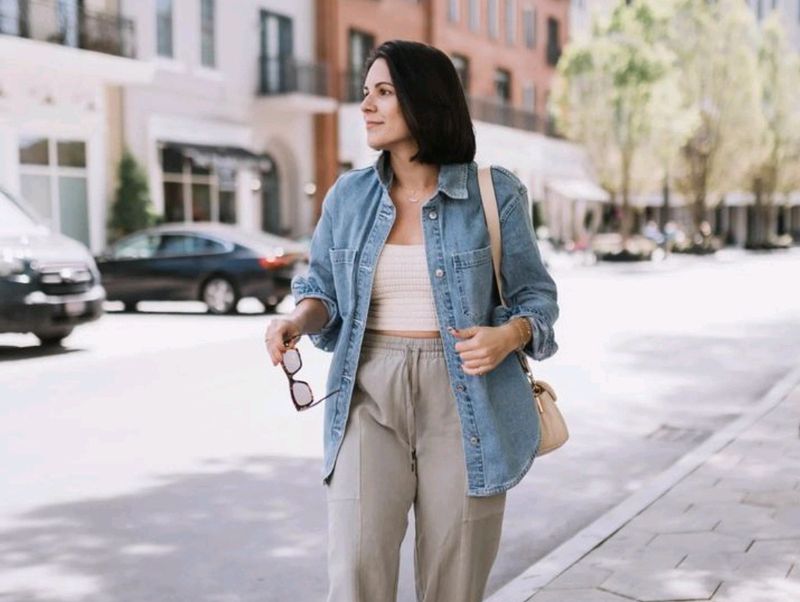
top-left (120, 0), bottom-right (335, 241)
top-left (0, 0), bottom-right (153, 253)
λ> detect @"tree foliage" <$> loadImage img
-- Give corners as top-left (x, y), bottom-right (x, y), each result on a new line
top-left (109, 150), bottom-right (155, 241)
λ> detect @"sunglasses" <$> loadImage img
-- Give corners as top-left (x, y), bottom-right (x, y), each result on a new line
top-left (280, 335), bottom-right (340, 411)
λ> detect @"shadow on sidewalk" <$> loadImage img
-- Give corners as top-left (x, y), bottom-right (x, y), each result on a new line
top-left (0, 457), bottom-right (328, 602)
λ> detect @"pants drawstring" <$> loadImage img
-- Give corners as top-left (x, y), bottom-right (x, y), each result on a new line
top-left (405, 346), bottom-right (420, 474)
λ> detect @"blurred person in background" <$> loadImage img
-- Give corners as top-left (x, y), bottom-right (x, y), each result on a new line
top-left (265, 40), bottom-right (559, 602)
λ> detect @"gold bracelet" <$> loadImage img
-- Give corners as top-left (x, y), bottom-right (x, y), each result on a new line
top-left (517, 318), bottom-right (532, 350)
top-left (510, 318), bottom-right (529, 351)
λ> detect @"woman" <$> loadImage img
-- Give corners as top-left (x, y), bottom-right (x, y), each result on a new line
top-left (264, 40), bottom-right (559, 602)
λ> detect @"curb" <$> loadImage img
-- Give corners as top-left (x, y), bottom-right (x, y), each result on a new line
top-left (486, 360), bottom-right (800, 602)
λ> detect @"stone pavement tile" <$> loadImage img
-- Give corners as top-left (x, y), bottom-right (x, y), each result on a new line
top-left (716, 475), bottom-right (797, 494)
top-left (600, 568), bottom-right (721, 602)
top-left (529, 587), bottom-right (632, 602)
top-left (676, 550), bottom-right (792, 582)
top-left (710, 502), bottom-right (779, 536)
top-left (746, 539), bottom-right (800, 563)
top-left (773, 507), bottom-right (800, 529)
top-left (667, 480), bottom-right (744, 505)
top-left (645, 531), bottom-right (751, 555)
top-left (587, 544), bottom-right (686, 573)
top-left (712, 577), bottom-right (800, 602)
top-left (743, 490), bottom-right (800, 509)
top-left (631, 501), bottom-right (720, 534)
top-left (546, 565), bottom-right (613, 590)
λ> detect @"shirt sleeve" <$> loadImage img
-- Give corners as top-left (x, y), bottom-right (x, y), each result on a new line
top-left (490, 176), bottom-right (559, 362)
top-left (290, 182), bottom-right (342, 352)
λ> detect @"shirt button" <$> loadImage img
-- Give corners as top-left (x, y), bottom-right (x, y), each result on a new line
top-left (470, 436), bottom-right (479, 445)
top-left (435, 268), bottom-right (444, 278)
top-left (428, 211), bottom-right (438, 220)
top-left (456, 384), bottom-right (465, 392)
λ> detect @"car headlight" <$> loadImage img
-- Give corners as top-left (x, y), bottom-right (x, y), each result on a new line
top-left (0, 254), bottom-right (26, 277)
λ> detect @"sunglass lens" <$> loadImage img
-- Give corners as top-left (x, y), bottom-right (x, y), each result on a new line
top-left (282, 349), bottom-right (301, 374)
top-left (292, 382), bottom-right (314, 407)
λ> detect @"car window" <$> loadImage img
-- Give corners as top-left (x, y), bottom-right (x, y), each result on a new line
top-left (0, 189), bottom-right (40, 233)
top-left (156, 235), bottom-right (195, 256)
top-left (189, 236), bottom-right (228, 255)
top-left (113, 234), bottom-right (161, 259)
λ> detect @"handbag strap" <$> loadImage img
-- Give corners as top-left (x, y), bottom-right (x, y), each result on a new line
top-left (477, 166), bottom-right (538, 386)
top-left (477, 167), bottom-right (506, 308)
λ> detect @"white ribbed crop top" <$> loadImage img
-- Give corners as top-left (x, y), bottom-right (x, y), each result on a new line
top-left (366, 243), bottom-right (440, 331)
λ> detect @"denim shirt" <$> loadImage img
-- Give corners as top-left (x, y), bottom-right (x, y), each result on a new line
top-left (291, 152), bottom-right (559, 496)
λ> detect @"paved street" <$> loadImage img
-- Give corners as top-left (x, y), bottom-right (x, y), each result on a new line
top-left (516, 374), bottom-right (800, 602)
top-left (0, 248), bottom-right (798, 601)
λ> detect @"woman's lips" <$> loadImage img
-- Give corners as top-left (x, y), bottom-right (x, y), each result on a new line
top-left (366, 122), bottom-right (383, 129)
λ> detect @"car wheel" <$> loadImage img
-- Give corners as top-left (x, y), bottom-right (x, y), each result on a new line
top-left (120, 301), bottom-right (138, 313)
top-left (35, 327), bottom-right (74, 346)
top-left (202, 277), bottom-right (239, 314)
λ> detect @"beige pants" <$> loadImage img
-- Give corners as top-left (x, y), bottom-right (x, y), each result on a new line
top-left (326, 331), bottom-right (506, 602)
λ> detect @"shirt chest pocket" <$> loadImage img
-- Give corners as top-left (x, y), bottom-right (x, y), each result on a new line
top-left (451, 244), bottom-right (494, 324)
top-left (329, 248), bottom-right (357, 317)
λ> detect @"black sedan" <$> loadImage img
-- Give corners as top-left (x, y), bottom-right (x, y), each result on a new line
top-left (0, 187), bottom-right (105, 345)
top-left (96, 223), bottom-right (308, 314)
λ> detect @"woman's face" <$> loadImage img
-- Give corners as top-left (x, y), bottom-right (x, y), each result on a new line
top-left (361, 58), bottom-right (414, 152)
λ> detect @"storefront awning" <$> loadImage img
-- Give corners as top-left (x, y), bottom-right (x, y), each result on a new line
top-left (160, 141), bottom-right (274, 172)
top-left (545, 178), bottom-right (610, 203)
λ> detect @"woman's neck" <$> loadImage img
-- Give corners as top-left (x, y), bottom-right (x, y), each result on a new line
top-left (388, 150), bottom-right (439, 192)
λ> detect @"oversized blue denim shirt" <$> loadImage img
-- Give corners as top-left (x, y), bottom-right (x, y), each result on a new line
top-left (291, 152), bottom-right (559, 496)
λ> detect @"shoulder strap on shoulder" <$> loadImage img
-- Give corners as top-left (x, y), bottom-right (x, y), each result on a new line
top-left (478, 166), bottom-right (506, 308)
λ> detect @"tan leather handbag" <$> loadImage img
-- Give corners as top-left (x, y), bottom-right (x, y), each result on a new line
top-left (478, 167), bottom-right (568, 456)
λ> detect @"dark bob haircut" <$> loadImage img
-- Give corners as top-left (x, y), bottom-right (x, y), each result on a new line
top-left (363, 40), bottom-right (476, 165)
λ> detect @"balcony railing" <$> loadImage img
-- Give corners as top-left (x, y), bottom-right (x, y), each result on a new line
top-left (335, 70), bottom-right (560, 137)
top-left (258, 56), bottom-right (329, 96)
top-left (341, 70), bottom-right (364, 103)
top-left (468, 96), bottom-right (560, 137)
top-left (0, 0), bottom-right (136, 58)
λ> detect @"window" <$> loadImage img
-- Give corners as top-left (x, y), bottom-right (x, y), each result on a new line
top-left (189, 236), bottom-right (228, 255)
top-left (523, 83), bottom-right (536, 112)
top-left (19, 137), bottom-right (90, 246)
top-left (451, 54), bottom-right (470, 91)
top-left (488, 0), bottom-right (499, 39)
top-left (505, 0), bottom-right (516, 45)
top-left (546, 17), bottom-right (561, 66)
top-left (160, 146), bottom-right (237, 225)
top-left (468, 0), bottom-right (480, 31)
top-left (260, 11), bottom-right (294, 94)
top-left (494, 68), bottom-right (511, 103)
top-left (156, 0), bottom-right (173, 57)
top-left (113, 234), bottom-right (161, 260)
top-left (448, 0), bottom-right (459, 22)
top-left (523, 7), bottom-right (536, 48)
top-left (200, 0), bottom-right (215, 67)
top-left (348, 29), bottom-right (375, 101)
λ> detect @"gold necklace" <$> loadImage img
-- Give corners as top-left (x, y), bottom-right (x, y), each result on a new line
top-left (394, 183), bottom-right (432, 204)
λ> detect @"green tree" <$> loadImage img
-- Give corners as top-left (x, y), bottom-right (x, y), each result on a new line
top-left (109, 150), bottom-right (155, 240)
top-left (552, 0), bottom-right (679, 244)
top-left (667, 0), bottom-right (764, 238)
top-left (746, 14), bottom-right (800, 248)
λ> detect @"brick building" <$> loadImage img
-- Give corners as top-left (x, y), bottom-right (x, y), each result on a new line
top-left (312, 0), bottom-right (587, 224)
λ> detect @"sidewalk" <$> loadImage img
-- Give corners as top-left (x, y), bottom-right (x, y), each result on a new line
top-left (490, 368), bottom-right (800, 602)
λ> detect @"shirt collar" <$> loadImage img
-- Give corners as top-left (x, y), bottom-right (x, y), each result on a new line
top-left (373, 151), bottom-right (470, 200)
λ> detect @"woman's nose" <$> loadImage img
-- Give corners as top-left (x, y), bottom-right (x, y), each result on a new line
top-left (360, 93), bottom-right (374, 113)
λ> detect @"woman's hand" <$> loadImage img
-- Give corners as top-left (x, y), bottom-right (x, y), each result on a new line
top-left (450, 324), bottom-right (518, 376)
top-left (264, 318), bottom-right (302, 367)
